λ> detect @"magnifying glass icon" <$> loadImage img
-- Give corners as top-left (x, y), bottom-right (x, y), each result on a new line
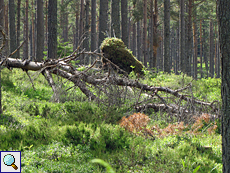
top-left (3, 154), bottom-right (18, 170)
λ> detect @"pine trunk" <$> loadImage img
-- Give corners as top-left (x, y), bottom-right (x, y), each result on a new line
top-left (217, 0), bottom-right (230, 172)
top-left (84, 0), bottom-right (90, 64)
top-left (91, 0), bottom-right (96, 63)
top-left (187, 0), bottom-right (193, 76)
top-left (23, 0), bottom-right (29, 59)
top-left (209, 20), bottom-right (214, 78)
top-left (36, 0), bottom-right (44, 62)
top-left (0, 0), bottom-right (3, 114)
top-left (143, 0), bottom-right (147, 67)
top-left (137, 21), bottom-right (141, 61)
top-left (200, 20), bottom-right (203, 78)
top-left (16, 0), bottom-right (21, 58)
top-left (121, 0), bottom-right (128, 47)
top-left (98, 0), bottom-right (108, 47)
top-left (180, 0), bottom-right (185, 74)
top-left (74, 1), bottom-right (79, 50)
top-left (111, 0), bottom-right (120, 38)
top-left (31, 0), bottom-right (36, 60)
top-left (9, 0), bottom-right (17, 57)
top-left (48, 0), bottom-right (57, 59)
top-left (164, 0), bottom-right (170, 73)
top-left (192, 5), bottom-right (197, 79)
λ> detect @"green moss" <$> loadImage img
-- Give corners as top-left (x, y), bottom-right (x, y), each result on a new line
top-left (100, 37), bottom-right (144, 75)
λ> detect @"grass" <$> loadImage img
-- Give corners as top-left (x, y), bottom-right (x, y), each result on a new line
top-left (0, 68), bottom-right (222, 172)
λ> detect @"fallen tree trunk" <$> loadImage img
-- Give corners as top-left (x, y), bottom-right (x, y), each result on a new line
top-left (0, 27), bottom-right (219, 117)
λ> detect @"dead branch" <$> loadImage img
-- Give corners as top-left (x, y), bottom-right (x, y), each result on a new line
top-left (8, 40), bottom-right (26, 58)
top-left (0, 47), bottom-right (219, 118)
top-left (43, 69), bottom-right (60, 103)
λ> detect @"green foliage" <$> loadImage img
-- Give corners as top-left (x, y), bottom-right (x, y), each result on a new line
top-left (57, 39), bottom-right (73, 58)
top-left (91, 159), bottom-right (115, 173)
top-left (43, 39), bottom-right (73, 60)
top-left (0, 68), bottom-right (222, 172)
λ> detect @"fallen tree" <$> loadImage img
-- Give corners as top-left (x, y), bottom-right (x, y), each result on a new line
top-left (0, 28), bottom-right (219, 121)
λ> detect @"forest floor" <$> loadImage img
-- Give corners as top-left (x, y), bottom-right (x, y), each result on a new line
top-left (0, 68), bottom-right (222, 173)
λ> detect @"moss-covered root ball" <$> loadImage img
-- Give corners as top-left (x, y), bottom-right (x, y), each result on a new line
top-left (100, 37), bottom-right (144, 75)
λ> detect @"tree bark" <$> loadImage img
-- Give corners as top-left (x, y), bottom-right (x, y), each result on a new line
top-left (48, 0), bottom-right (57, 59)
top-left (193, 6), bottom-right (197, 79)
top-left (0, 0), bottom-right (4, 114)
top-left (36, 0), bottom-right (44, 62)
top-left (98, 0), bottom-right (108, 47)
top-left (180, 0), bottom-right (186, 74)
top-left (73, 1), bottom-right (79, 51)
top-left (152, 0), bottom-right (158, 69)
top-left (217, 0), bottom-right (230, 172)
top-left (209, 19), bottom-right (214, 78)
top-left (143, 0), bottom-right (147, 67)
top-left (121, 0), bottom-right (128, 47)
top-left (200, 20), bottom-right (203, 78)
top-left (187, 0), bottom-right (193, 76)
top-left (16, 0), bottom-right (21, 58)
top-left (23, 0), bottom-right (29, 59)
top-left (111, 0), bottom-right (120, 38)
top-left (4, 3), bottom-right (9, 56)
top-left (9, 0), bottom-right (17, 57)
top-left (137, 21), bottom-right (141, 61)
top-left (31, 0), bottom-right (35, 60)
top-left (90, 0), bottom-right (96, 63)
top-left (164, 0), bottom-right (170, 73)
top-left (84, 0), bottom-right (90, 64)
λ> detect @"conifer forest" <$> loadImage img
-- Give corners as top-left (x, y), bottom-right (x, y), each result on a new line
top-left (1, 0), bottom-right (230, 172)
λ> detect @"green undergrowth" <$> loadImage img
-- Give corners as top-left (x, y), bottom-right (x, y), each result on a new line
top-left (0, 68), bottom-right (222, 172)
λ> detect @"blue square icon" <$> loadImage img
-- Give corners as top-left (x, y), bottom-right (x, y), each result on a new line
top-left (0, 151), bottom-right (21, 173)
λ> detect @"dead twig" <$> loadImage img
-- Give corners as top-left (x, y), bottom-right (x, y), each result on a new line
top-left (8, 40), bottom-right (26, 58)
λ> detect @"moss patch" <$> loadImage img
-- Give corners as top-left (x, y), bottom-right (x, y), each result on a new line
top-left (100, 37), bottom-right (144, 75)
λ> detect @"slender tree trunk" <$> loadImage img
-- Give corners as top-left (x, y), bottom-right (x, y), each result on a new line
top-left (45, 0), bottom-right (48, 48)
top-left (98, 0), bottom-right (108, 47)
top-left (149, 0), bottom-right (154, 68)
top-left (79, 0), bottom-right (84, 40)
top-left (48, 0), bottom-right (57, 59)
top-left (164, 0), bottom-right (170, 73)
top-left (60, 0), bottom-right (64, 42)
top-left (63, 2), bottom-right (68, 42)
top-left (209, 19), bottom-right (214, 78)
top-left (143, 0), bottom-right (147, 67)
top-left (192, 4), bottom-right (197, 79)
top-left (217, 0), bottom-right (230, 172)
top-left (137, 21), bottom-right (141, 61)
top-left (84, 0), bottom-right (90, 64)
top-left (111, 0), bottom-right (120, 38)
top-left (9, 0), bottom-right (17, 57)
top-left (215, 24), bottom-right (217, 77)
top-left (91, 0), bottom-right (96, 63)
top-left (31, 0), bottom-right (36, 60)
top-left (4, 3), bottom-right (9, 56)
top-left (133, 22), bottom-right (136, 57)
top-left (121, 0), bottom-right (128, 47)
top-left (200, 20), bottom-right (203, 78)
top-left (187, 0), bottom-right (193, 76)
top-left (16, 0), bottom-right (21, 58)
top-left (217, 32), bottom-right (220, 78)
top-left (152, 0), bottom-right (158, 69)
top-left (36, 0), bottom-right (44, 62)
top-left (0, 0), bottom-right (4, 114)
top-left (180, 0), bottom-right (186, 73)
top-left (73, 1), bottom-right (79, 51)
top-left (23, 0), bottom-right (29, 59)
